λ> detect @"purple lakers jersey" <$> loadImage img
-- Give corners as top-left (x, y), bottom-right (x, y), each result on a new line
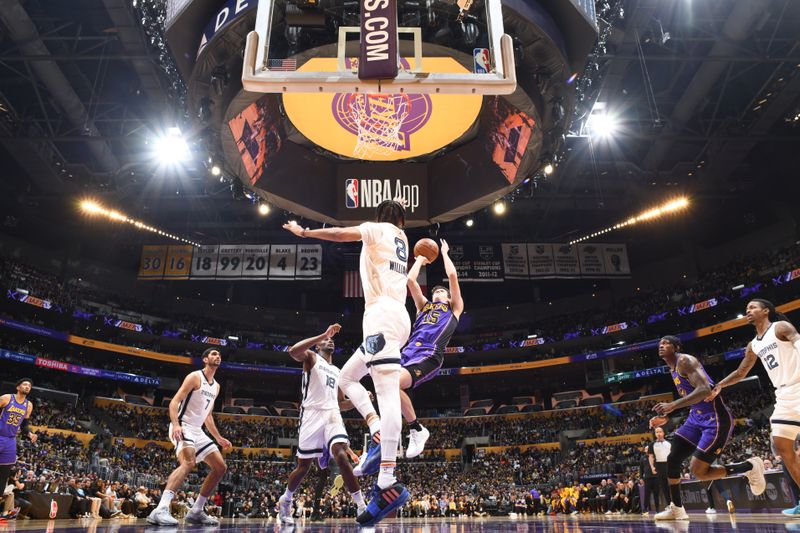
top-left (407, 301), bottom-right (458, 357)
top-left (0, 396), bottom-right (28, 438)
top-left (670, 358), bottom-right (717, 415)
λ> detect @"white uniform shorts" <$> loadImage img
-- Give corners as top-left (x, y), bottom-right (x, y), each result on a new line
top-left (297, 409), bottom-right (349, 459)
top-left (168, 423), bottom-right (219, 463)
top-left (771, 383), bottom-right (800, 440)
top-left (360, 297), bottom-right (411, 369)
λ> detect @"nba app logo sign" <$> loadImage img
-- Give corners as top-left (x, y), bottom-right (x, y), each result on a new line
top-left (345, 179), bottom-right (359, 208)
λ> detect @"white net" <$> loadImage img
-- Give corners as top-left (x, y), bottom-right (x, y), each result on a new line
top-left (349, 94), bottom-right (411, 159)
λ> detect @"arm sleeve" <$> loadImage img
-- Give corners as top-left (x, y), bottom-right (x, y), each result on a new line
top-left (359, 222), bottom-right (380, 246)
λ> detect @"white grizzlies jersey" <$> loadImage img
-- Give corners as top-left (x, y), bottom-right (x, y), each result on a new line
top-left (358, 222), bottom-right (408, 307)
top-left (301, 357), bottom-right (340, 411)
top-left (751, 322), bottom-right (800, 393)
top-left (177, 370), bottom-right (220, 427)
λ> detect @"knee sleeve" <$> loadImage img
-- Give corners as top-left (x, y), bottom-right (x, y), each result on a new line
top-left (667, 436), bottom-right (695, 479)
top-left (339, 352), bottom-right (375, 420)
top-left (372, 366), bottom-right (401, 462)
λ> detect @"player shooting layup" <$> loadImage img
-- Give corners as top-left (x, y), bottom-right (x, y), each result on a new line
top-left (283, 198), bottom-right (411, 525)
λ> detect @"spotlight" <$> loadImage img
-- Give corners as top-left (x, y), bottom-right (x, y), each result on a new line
top-left (587, 113), bottom-right (618, 138)
top-left (154, 127), bottom-right (191, 165)
top-left (258, 203), bottom-right (270, 216)
top-left (211, 165), bottom-right (221, 176)
top-left (544, 164), bottom-right (554, 175)
top-left (493, 201), bottom-right (506, 215)
top-left (465, 218), bottom-right (474, 227)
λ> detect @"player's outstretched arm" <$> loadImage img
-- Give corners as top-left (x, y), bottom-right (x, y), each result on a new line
top-left (288, 324), bottom-right (341, 363)
top-left (440, 240), bottom-right (464, 318)
top-left (407, 256), bottom-right (429, 312)
top-left (204, 414), bottom-right (232, 450)
top-left (708, 342), bottom-right (758, 400)
top-left (169, 372), bottom-right (201, 441)
top-left (283, 221), bottom-right (362, 242)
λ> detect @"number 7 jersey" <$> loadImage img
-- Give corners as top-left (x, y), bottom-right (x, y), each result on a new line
top-left (177, 370), bottom-right (220, 427)
top-left (751, 322), bottom-right (800, 393)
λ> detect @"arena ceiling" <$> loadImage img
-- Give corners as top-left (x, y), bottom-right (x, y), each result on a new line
top-left (0, 0), bottom-right (799, 245)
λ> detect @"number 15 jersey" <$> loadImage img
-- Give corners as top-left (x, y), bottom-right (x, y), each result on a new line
top-left (751, 322), bottom-right (800, 393)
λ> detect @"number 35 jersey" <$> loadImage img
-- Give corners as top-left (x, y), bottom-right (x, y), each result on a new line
top-left (751, 322), bottom-right (800, 394)
top-left (178, 370), bottom-right (220, 427)
top-left (301, 357), bottom-right (341, 412)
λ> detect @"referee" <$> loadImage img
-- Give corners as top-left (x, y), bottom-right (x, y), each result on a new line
top-left (647, 427), bottom-right (671, 510)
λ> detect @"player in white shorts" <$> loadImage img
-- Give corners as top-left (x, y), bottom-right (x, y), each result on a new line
top-left (148, 348), bottom-right (232, 526)
top-left (276, 323), bottom-right (366, 524)
top-left (283, 198), bottom-right (411, 525)
top-left (708, 298), bottom-right (800, 515)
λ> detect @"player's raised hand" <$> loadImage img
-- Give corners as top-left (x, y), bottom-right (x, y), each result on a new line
top-left (393, 195), bottom-right (409, 208)
top-left (325, 323), bottom-right (341, 338)
top-left (649, 416), bottom-right (668, 429)
top-left (705, 384), bottom-right (722, 402)
top-left (440, 239), bottom-right (450, 255)
top-left (653, 402), bottom-right (674, 415)
top-left (29, 432), bottom-right (38, 443)
top-left (414, 255), bottom-right (430, 266)
top-left (218, 437), bottom-right (233, 450)
top-left (283, 220), bottom-right (306, 237)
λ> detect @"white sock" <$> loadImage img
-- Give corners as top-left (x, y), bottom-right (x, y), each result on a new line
top-left (372, 366), bottom-right (401, 479)
top-left (377, 464), bottom-right (397, 489)
top-left (283, 488), bottom-right (294, 501)
top-left (157, 489), bottom-right (174, 510)
top-left (351, 490), bottom-right (365, 508)
top-left (368, 419), bottom-right (381, 438)
top-left (191, 495), bottom-right (207, 513)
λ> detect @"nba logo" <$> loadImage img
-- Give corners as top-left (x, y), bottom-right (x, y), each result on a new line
top-left (473, 48), bottom-right (491, 74)
top-left (345, 179), bottom-right (359, 208)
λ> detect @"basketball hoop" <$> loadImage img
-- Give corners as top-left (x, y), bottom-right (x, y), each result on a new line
top-left (349, 94), bottom-right (412, 159)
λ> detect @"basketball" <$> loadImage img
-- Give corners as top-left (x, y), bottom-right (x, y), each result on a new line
top-left (414, 238), bottom-right (439, 263)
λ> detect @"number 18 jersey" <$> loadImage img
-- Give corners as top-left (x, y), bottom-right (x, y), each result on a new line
top-left (301, 357), bottom-right (341, 411)
top-left (751, 323), bottom-right (800, 393)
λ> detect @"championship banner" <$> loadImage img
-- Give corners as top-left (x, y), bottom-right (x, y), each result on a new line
top-left (241, 245), bottom-right (270, 280)
top-left (446, 243), bottom-right (503, 282)
top-left (137, 245), bottom-right (168, 280)
top-left (553, 244), bottom-right (580, 277)
top-left (163, 245), bottom-right (193, 280)
top-left (190, 245), bottom-right (219, 279)
top-left (296, 244), bottom-right (323, 279)
top-left (601, 244), bottom-right (631, 276)
top-left (216, 245), bottom-right (245, 278)
top-left (578, 244), bottom-right (606, 276)
top-left (528, 243), bottom-right (556, 278)
top-left (501, 244), bottom-right (529, 279)
top-left (269, 245), bottom-right (297, 280)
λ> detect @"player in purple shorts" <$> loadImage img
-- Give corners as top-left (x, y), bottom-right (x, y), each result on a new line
top-left (649, 336), bottom-right (764, 521)
top-left (0, 378), bottom-right (37, 506)
top-left (401, 239), bottom-right (463, 458)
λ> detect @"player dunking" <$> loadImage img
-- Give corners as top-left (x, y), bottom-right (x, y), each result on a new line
top-left (148, 349), bottom-right (232, 526)
top-left (650, 336), bottom-right (765, 521)
top-left (707, 299), bottom-right (800, 516)
top-left (0, 378), bottom-right (37, 503)
top-left (401, 239), bottom-right (463, 457)
top-left (277, 324), bottom-right (367, 524)
top-left (283, 199), bottom-right (411, 525)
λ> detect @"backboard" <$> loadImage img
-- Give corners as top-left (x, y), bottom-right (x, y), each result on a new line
top-left (241, 0), bottom-right (516, 94)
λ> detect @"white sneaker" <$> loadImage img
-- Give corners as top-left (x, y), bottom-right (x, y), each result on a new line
top-left (406, 426), bottom-right (430, 459)
top-left (726, 499), bottom-right (735, 514)
top-left (185, 510), bottom-right (220, 525)
top-left (705, 508), bottom-right (716, 515)
top-left (745, 457), bottom-right (766, 496)
top-left (147, 507), bottom-right (178, 526)
top-left (654, 503), bottom-right (689, 521)
top-left (357, 503), bottom-right (367, 517)
top-left (278, 495), bottom-right (295, 525)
